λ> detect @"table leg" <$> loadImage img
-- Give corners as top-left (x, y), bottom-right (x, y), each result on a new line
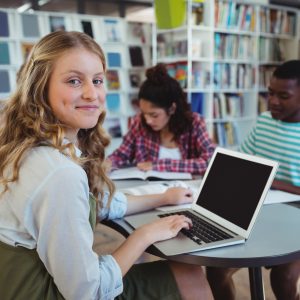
top-left (248, 267), bottom-right (265, 300)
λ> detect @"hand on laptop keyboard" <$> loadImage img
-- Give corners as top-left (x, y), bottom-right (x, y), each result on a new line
top-left (159, 211), bottom-right (232, 245)
top-left (137, 214), bottom-right (193, 244)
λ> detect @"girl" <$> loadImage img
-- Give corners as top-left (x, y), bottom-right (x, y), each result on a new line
top-left (0, 31), bottom-right (213, 300)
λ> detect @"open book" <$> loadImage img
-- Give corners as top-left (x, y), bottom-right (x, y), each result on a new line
top-left (264, 189), bottom-right (300, 205)
top-left (109, 167), bottom-right (192, 181)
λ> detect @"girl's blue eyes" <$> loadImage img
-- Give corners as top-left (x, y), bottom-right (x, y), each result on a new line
top-left (68, 79), bottom-right (80, 85)
top-left (68, 79), bottom-right (104, 85)
top-left (93, 79), bottom-right (104, 85)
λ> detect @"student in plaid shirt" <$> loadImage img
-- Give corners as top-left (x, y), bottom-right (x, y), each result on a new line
top-left (108, 63), bottom-right (215, 175)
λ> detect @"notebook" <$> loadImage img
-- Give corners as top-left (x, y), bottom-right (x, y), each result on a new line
top-left (124, 147), bottom-right (278, 256)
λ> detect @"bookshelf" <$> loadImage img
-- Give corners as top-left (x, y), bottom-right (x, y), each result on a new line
top-left (0, 9), bottom-right (152, 151)
top-left (152, 0), bottom-right (299, 149)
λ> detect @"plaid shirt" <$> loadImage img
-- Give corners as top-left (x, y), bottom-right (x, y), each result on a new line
top-left (108, 113), bottom-right (215, 175)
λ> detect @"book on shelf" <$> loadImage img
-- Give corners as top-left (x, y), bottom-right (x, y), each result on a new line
top-left (260, 8), bottom-right (296, 35)
top-left (191, 93), bottom-right (204, 115)
top-left (215, 93), bottom-right (225, 118)
top-left (107, 52), bottom-right (121, 68)
top-left (259, 38), bottom-right (285, 62)
top-left (129, 46), bottom-right (144, 67)
top-left (242, 6), bottom-right (253, 31)
top-left (49, 16), bottom-right (66, 32)
top-left (192, 2), bottom-right (204, 26)
top-left (227, 94), bottom-right (243, 117)
top-left (0, 11), bottom-right (9, 37)
top-left (81, 20), bottom-right (93, 38)
top-left (129, 22), bottom-right (146, 44)
top-left (237, 4), bottom-right (249, 30)
top-left (104, 117), bottom-right (122, 138)
top-left (0, 70), bottom-right (10, 93)
top-left (259, 65), bottom-right (276, 88)
top-left (213, 95), bottom-right (220, 118)
top-left (224, 122), bottom-right (235, 146)
top-left (217, 123), bottom-right (226, 146)
top-left (260, 7), bottom-right (266, 32)
top-left (106, 93), bottom-right (120, 112)
top-left (21, 14), bottom-right (40, 38)
top-left (166, 62), bottom-right (187, 89)
top-left (129, 71), bottom-right (142, 88)
top-left (106, 70), bottom-right (120, 90)
top-left (213, 122), bottom-right (238, 147)
top-left (285, 12), bottom-right (296, 35)
top-left (174, 40), bottom-right (187, 57)
top-left (0, 42), bottom-right (10, 65)
top-left (129, 93), bottom-right (140, 114)
top-left (158, 39), bottom-right (187, 58)
top-left (215, 33), bottom-right (255, 60)
top-left (104, 19), bottom-right (120, 42)
top-left (227, 2), bottom-right (237, 28)
top-left (175, 62), bottom-right (187, 89)
top-left (192, 62), bottom-right (210, 88)
top-left (214, 93), bottom-right (243, 119)
top-left (109, 167), bottom-right (192, 181)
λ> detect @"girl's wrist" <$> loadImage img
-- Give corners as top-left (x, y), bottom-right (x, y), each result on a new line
top-left (133, 225), bottom-right (156, 247)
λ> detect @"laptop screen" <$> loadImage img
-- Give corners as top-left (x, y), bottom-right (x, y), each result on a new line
top-left (196, 152), bottom-right (274, 230)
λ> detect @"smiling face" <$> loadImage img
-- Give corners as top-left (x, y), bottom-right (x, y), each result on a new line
top-left (48, 47), bottom-right (105, 141)
top-left (268, 77), bottom-right (300, 122)
top-left (139, 99), bottom-right (174, 132)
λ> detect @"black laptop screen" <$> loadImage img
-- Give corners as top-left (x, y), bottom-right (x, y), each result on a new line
top-left (196, 152), bottom-right (273, 230)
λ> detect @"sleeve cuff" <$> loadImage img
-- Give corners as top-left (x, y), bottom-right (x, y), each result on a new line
top-left (98, 191), bottom-right (128, 220)
top-left (98, 255), bottom-right (123, 299)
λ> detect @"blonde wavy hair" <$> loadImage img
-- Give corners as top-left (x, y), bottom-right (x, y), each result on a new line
top-left (0, 31), bottom-right (115, 209)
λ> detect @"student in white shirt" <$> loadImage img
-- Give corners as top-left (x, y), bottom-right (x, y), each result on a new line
top-left (0, 31), bottom-right (213, 300)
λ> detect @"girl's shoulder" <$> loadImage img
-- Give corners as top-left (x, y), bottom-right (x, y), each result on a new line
top-left (25, 146), bottom-right (83, 176)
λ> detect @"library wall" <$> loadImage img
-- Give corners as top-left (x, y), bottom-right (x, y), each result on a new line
top-left (1, 2), bottom-right (300, 151)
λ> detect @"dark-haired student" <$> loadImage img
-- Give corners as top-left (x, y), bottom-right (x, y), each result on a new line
top-left (207, 60), bottom-right (300, 300)
top-left (108, 63), bottom-right (215, 175)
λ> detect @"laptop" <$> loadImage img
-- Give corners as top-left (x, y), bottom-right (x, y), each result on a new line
top-left (124, 147), bottom-right (278, 256)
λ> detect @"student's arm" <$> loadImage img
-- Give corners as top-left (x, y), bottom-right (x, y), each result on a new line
top-left (98, 187), bottom-right (193, 220)
top-left (33, 167), bottom-right (124, 300)
top-left (100, 188), bottom-right (193, 276)
top-left (151, 157), bottom-right (212, 175)
top-left (107, 117), bottom-right (139, 169)
top-left (272, 179), bottom-right (300, 195)
top-left (125, 187), bottom-right (193, 215)
top-left (112, 213), bottom-right (192, 276)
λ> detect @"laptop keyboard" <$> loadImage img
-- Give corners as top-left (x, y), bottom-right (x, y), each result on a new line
top-left (159, 211), bottom-right (233, 244)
